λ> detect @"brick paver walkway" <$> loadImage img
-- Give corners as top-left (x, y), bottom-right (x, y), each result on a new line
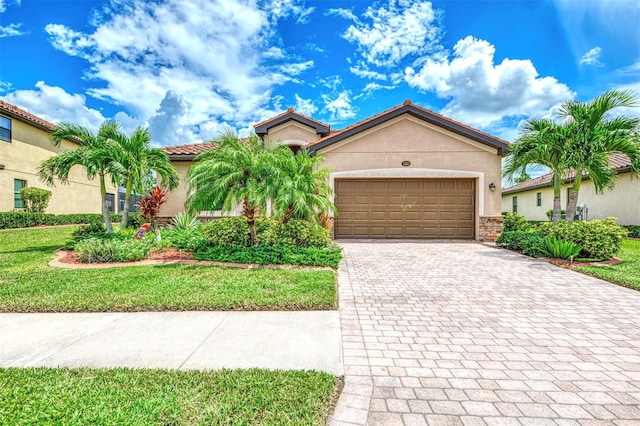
top-left (330, 241), bottom-right (640, 426)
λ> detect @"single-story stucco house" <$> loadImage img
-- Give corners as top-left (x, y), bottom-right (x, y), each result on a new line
top-left (501, 154), bottom-right (640, 225)
top-left (0, 100), bottom-right (120, 214)
top-left (162, 100), bottom-right (509, 241)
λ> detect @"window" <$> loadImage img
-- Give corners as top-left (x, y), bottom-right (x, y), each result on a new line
top-left (118, 191), bottom-right (140, 213)
top-left (0, 116), bottom-right (11, 142)
top-left (566, 188), bottom-right (573, 209)
top-left (14, 179), bottom-right (26, 209)
top-left (536, 192), bottom-right (542, 207)
top-left (105, 193), bottom-right (115, 213)
top-left (512, 196), bottom-right (518, 213)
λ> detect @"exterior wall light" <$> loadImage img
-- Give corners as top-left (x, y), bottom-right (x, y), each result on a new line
top-left (401, 161), bottom-right (411, 167)
top-left (488, 182), bottom-right (496, 192)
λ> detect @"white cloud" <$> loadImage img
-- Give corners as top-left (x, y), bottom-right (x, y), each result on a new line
top-left (1, 81), bottom-right (112, 131)
top-left (294, 94), bottom-right (317, 116)
top-left (0, 0), bottom-right (21, 13)
top-left (354, 82), bottom-right (396, 100)
top-left (322, 91), bottom-right (356, 121)
top-left (579, 47), bottom-right (604, 67)
top-left (349, 63), bottom-right (388, 81)
top-left (39, 0), bottom-right (314, 146)
top-left (338, 0), bottom-right (442, 68)
top-left (0, 22), bottom-right (25, 38)
top-left (405, 36), bottom-right (574, 128)
top-left (148, 90), bottom-right (193, 146)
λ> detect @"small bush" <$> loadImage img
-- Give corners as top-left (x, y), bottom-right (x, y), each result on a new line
top-left (623, 225), bottom-right (640, 239)
top-left (542, 237), bottom-right (581, 260)
top-left (260, 219), bottom-right (331, 248)
top-left (162, 228), bottom-right (209, 252)
top-left (0, 212), bottom-right (128, 230)
top-left (194, 244), bottom-right (343, 269)
top-left (496, 230), bottom-right (547, 257)
top-left (502, 213), bottom-right (532, 232)
top-left (74, 238), bottom-right (152, 263)
top-left (20, 187), bottom-right (52, 213)
top-left (545, 209), bottom-right (566, 221)
top-left (202, 217), bottom-right (251, 247)
top-left (539, 218), bottom-right (627, 260)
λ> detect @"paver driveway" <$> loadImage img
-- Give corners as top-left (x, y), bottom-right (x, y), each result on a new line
top-left (330, 241), bottom-right (640, 426)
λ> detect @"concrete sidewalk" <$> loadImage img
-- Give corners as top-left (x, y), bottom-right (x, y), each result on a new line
top-left (0, 311), bottom-right (342, 375)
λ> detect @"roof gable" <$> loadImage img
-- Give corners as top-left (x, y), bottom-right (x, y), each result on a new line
top-left (306, 100), bottom-right (509, 155)
top-left (254, 108), bottom-right (330, 138)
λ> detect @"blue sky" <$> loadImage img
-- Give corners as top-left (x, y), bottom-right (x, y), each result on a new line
top-left (0, 0), bottom-right (638, 147)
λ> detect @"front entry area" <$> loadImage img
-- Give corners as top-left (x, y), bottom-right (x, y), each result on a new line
top-left (334, 178), bottom-right (475, 239)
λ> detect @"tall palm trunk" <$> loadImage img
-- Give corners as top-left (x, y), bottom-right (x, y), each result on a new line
top-left (552, 193), bottom-right (562, 224)
top-left (282, 205), bottom-right (295, 224)
top-left (566, 173), bottom-right (583, 223)
top-left (99, 174), bottom-right (113, 232)
top-left (120, 176), bottom-right (133, 229)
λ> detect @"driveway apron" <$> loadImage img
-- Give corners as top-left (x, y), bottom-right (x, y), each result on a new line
top-left (330, 241), bottom-right (640, 426)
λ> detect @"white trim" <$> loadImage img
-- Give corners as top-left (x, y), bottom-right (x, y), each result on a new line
top-left (329, 168), bottom-right (485, 239)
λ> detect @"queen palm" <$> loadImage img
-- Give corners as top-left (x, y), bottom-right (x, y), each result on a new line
top-left (270, 147), bottom-right (336, 223)
top-left (559, 89), bottom-right (640, 221)
top-left (39, 121), bottom-right (122, 232)
top-left (186, 130), bottom-right (277, 245)
top-left (108, 126), bottom-right (179, 228)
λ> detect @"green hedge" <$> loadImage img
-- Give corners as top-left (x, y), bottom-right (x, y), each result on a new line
top-left (0, 212), bottom-right (142, 230)
top-left (538, 218), bottom-right (627, 260)
top-left (194, 244), bottom-right (343, 269)
top-left (496, 230), bottom-right (547, 258)
top-left (623, 225), bottom-right (640, 239)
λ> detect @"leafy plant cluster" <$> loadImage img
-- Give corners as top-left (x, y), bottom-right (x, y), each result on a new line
top-left (19, 187), bottom-right (52, 213)
top-left (498, 216), bottom-right (627, 260)
top-left (194, 244), bottom-right (342, 269)
top-left (0, 212), bottom-right (141, 230)
top-left (74, 237), bottom-right (152, 263)
top-left (623, 225), bottom-right (640, 239)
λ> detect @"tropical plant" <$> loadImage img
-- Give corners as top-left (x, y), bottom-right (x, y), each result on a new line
top-left (19, 187), bottom-right (52, 212)
top-left (39, 121), bottom-right (123, 232)
top-left (542, 237), bottom-right (582, 260)
top-left (269, 147), bottom-right (336, 223)
top-left (107, 126), bottom-right (179, 228)
top-left (558, 89), bottom-right (640, 221)
top-left (503, 119), bottom-right (568, 224)
top-left (138, 186), bottom-right (168, 229)
top-left (186, 130), bottom-right (278, 245)
top-left (168, 211), bottom-right (201, 232)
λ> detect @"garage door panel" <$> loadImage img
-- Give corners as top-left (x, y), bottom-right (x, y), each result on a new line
top-left (335, 178), bottom-right (475, 239)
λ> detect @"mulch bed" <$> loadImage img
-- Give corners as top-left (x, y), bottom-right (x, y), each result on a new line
top-left (542, 256), bottom-right (621, 269)
top-left (56, 248), bottom-right (193, 265)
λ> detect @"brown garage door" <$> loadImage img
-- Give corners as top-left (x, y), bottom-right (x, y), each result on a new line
top-left (335, 178), bottom-right (475, 239)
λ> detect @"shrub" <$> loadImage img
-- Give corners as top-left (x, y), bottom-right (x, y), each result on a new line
top-left (540, 218), bottom-right (627, 260)
top-left (162, 228), bottom-right (209, 252)
top-left (496, 230), bottom-right (547, 257)
top-left (259, 219), bottom-right (331, 248)
top-left (502, 213), bottom-right (532, 232)
top-left (137, 186), bottom-right (168, 228)
top-left (20, 187), bottom-right (52, 213)
top-left (623, 225), bottom-right (640, 239)
top-left (168, 211), bottom-right (201, 232)
top-left (542, 237), bottom-right (582, 260)
top-left (545, 209), bottom-right (566, 221)
top-left (74, 238), bottom-right (151, 263)
top-left (194, 244), bottom-right (343, 269)
top-left (202, 217), bottom-right (251, 247)
top-left (0, 212), bottom-right (130, 230)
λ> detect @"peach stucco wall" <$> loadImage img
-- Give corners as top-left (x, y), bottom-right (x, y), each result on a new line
top-left (0, 117), bottom-right (116, 214)
top-left (263, 121), bottom-right (319, 145)
top-left (502, 173), bottom-right (640, 224)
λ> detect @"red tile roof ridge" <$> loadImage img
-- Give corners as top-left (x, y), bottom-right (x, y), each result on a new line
top-left (162, 141), bottom-right (218, 155)
top-left (0, 100), bottom-right (57, 131)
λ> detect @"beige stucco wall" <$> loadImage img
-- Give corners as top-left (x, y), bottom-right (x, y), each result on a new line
top-left (317, 115), bottom-right (503, 218)
top-left (502, 173), bottom-right (640, 224)
top-left (263, 121), bottom-right (319, 146)
top-left (0, 118), bottom-right (116, 214)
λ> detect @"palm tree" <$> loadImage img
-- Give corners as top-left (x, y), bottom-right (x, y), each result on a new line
top-left (559, 89), bottom-right (640, 221)
top-left (270, 147), bottom-right (336, 223)
top-left (39, 121), bottom-right (122, 232)
top-left (186, 130), bottom-right (277, 245)
top-left (107, 126), bottom-right (179, 228)
top-left (503, 118), bottom-right (568, 224)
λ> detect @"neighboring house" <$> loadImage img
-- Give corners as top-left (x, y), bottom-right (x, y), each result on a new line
top-left (0, 100), bottom-right (119, 214)
top-left (501, 154), bottom-right (639, 224)
top-left (162, 100), bottom-right (509, 241)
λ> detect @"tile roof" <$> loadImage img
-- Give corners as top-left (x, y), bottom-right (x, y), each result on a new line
top-left (305, 100), bottom-right (510, 153)
top-left (502, 153), bottom-right (633, 194)
top-left (0, 100), bottom-right (57, 132)
top-left (163, 142), bottom-right (218, 156)
top-left (254, 107), bottom-right (330, 130)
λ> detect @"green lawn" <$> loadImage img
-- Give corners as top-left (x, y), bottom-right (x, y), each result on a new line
top-left (0, 367), bottom-right (340, 425)
top-left (576, 239), bottom-right (640, 290)
top-left (0, 226), bottom-right (336, 312)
